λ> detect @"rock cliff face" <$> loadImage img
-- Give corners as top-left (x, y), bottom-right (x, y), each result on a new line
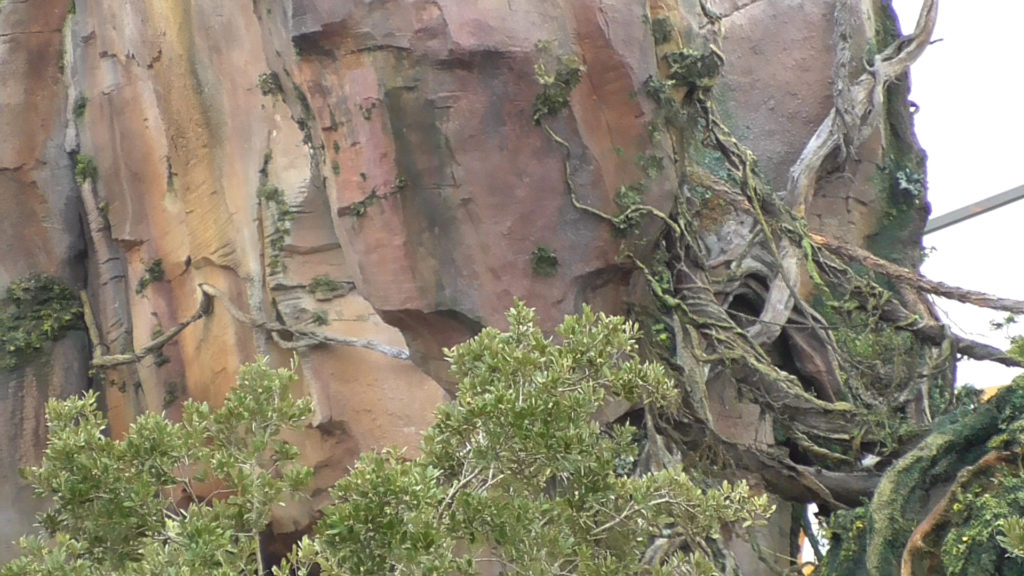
top-left (0, 0), bottom-right (88, 559)
top-left (0, 0), bottom-right (923, 570)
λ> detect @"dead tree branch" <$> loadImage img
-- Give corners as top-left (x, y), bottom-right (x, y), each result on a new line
top-left (82, 284), bottom-right (410, 369)
top-left (785, 0), bottom-right (938, 214)
top-left (197, 283), bottom-right (409, 360)
top-left (83, 289), bottom-right (210, 368)
top-left (811, 233), bottom-right (1024, 316)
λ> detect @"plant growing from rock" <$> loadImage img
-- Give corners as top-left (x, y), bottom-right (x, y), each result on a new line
top-left (531, 45), bottom-right (586, 124)
top-left (530, 246), bottom-right (559, 276)
top-left (74, 155), bottom-right (98, 185)
top-left (0, 274), bottom-right (83, 370)
top-left (134, 258), bottom-right (165, 295)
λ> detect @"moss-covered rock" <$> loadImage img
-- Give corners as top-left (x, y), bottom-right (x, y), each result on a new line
top-left (0, 274), bottom-right (83, 371)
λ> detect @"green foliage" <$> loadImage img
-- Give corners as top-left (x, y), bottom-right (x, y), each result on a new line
top-left (330, 160), bottom-right (341, 176)
top-left (643, 76), bottom-right (677, 108)
top-left (134, 258), bottom-right (164, 295)
top-left (74, 155), bottom-right (98, 185)
top-left (894, 168), bottom-right (925, 204)
top-left (256, 71), bottom-right (282, 96)
top-left (73, 96), bottom-right (88, 121)
top-left (258, 184), bottom-right (296, 274)
top-left (642, 76), bottom-right (685, 129)
top-left (636, 152), bottom-right (664, 178)
top-left (940, 460), bottom-right (1024, 575)
top-left (532, 50), bottom-right (586, 124)
top-left (868, 153), bottom-right (927, 265)
top-left (0, 274), bottom-right (83, 370)
top-left (828, 306), bottom-right (920, 398)
top-left (530, 246), bottom-right (559, 277)
top-left (613, 183), bottom-right (646, 232)
top-left (998, 516), bottom-right (1024, 559)
top-left (1009, 336), bottom-right (1024, 364)
top-left (1, 358), bottom-right (313, 576)
top-left (306, 275), bottom-right (352, 301)
top-left (291, 302), bottom-right (771, 575)
top-left (4, 305), bottom-right (772, 575)
top-left (663, 48), bottom-right (722, 89)
top-left (311, 310), bottom-right (328, 326)
top-left (339, 187), bottom-right (389, 219)
top-left (650, 16), bottom-right (674, 46)
top-left (819, 507), bottom-right (870, 575)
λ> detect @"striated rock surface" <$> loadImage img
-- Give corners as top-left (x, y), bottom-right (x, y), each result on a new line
top-left (0, 0), bottom-right (923, 571)
top-left (0, 0), bottom-right (88, 561)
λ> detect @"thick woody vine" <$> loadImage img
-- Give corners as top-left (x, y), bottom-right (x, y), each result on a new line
top-left (536, 0), bottom-right (1024, 571)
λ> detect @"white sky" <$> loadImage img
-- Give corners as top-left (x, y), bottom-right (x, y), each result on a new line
top-left (891, 0), bottom-right (1024, 389)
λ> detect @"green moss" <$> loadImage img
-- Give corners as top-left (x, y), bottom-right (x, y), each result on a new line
top-left (74, 155), bottom-right (98, 185)
top-left (0, 274), bottom-right (83, 370)
top-left (940, 426), bottom-right (1024, 575)
top-left (819, 507), bottom-right (870, 576)
top-left (258, 184), bottom-right (295, 274)
top-left (311, 310), bottom-right (329, 327)
top-left (866, 154), bottom-right (926, 265)
top-left (331, 161), bottom-right (341, 176)
top-left (306, 275), bottom-right (352, 301)
top-left (530, 246), bottom-right (559, 277)
top-left (531, 53), bottom-right (586, 124)
top-left (613, 183), bottom-right (646, 232)
top-left (650, 16), bottom-right (674, 46)
top-left (636, 152), bottom-right (664, 178)
top-left (73, 96), bottom-right (87, 121)
top-left (833, 308), bottom-right (919, 393)
top-left (257, 71), bottom-right (282, 96)
top-left (864, 5), bottom-right (929, 268)
top-left (339, 188), bottom-right (385, 219)
top-left (663, 48), bottom-right (722, 89)
top-left (859, 384), bottom-right (1024, 574)
top-left (643, 76), bottom-right (676, 108)
top-left (135, 258), bottom-right (165, 295)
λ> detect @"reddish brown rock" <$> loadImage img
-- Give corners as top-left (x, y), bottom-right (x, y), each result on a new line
top-left (1, 0), bottom-right (919, 570)
top-left (0, 0), bottom-right (89, 561)
top-left (277, 0), bottom-right (677, 387)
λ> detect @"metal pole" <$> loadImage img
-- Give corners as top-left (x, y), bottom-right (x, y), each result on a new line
top-left (924, 183), bottom-right (1024, 235)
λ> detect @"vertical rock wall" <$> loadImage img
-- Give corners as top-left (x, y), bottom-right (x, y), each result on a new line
top-left (0, 0), bottom-right (923, 570)
top-left (0, 0), bottom-right (88, 561)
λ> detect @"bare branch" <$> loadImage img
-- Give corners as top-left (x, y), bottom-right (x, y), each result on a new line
top-left (811, 233), bottom-right (1024, 316)
top-left (82, 284), bottom-right (410, 369)
top-left (197, 283), bottom-right (410, 360)
top-left (83, 290), bottom-right (209, 369)
top-left (786, 0), bottom-right (938, 214)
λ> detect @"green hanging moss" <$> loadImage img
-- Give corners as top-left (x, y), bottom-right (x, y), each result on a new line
top-left (0, 274), bottom-right (83, 370)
